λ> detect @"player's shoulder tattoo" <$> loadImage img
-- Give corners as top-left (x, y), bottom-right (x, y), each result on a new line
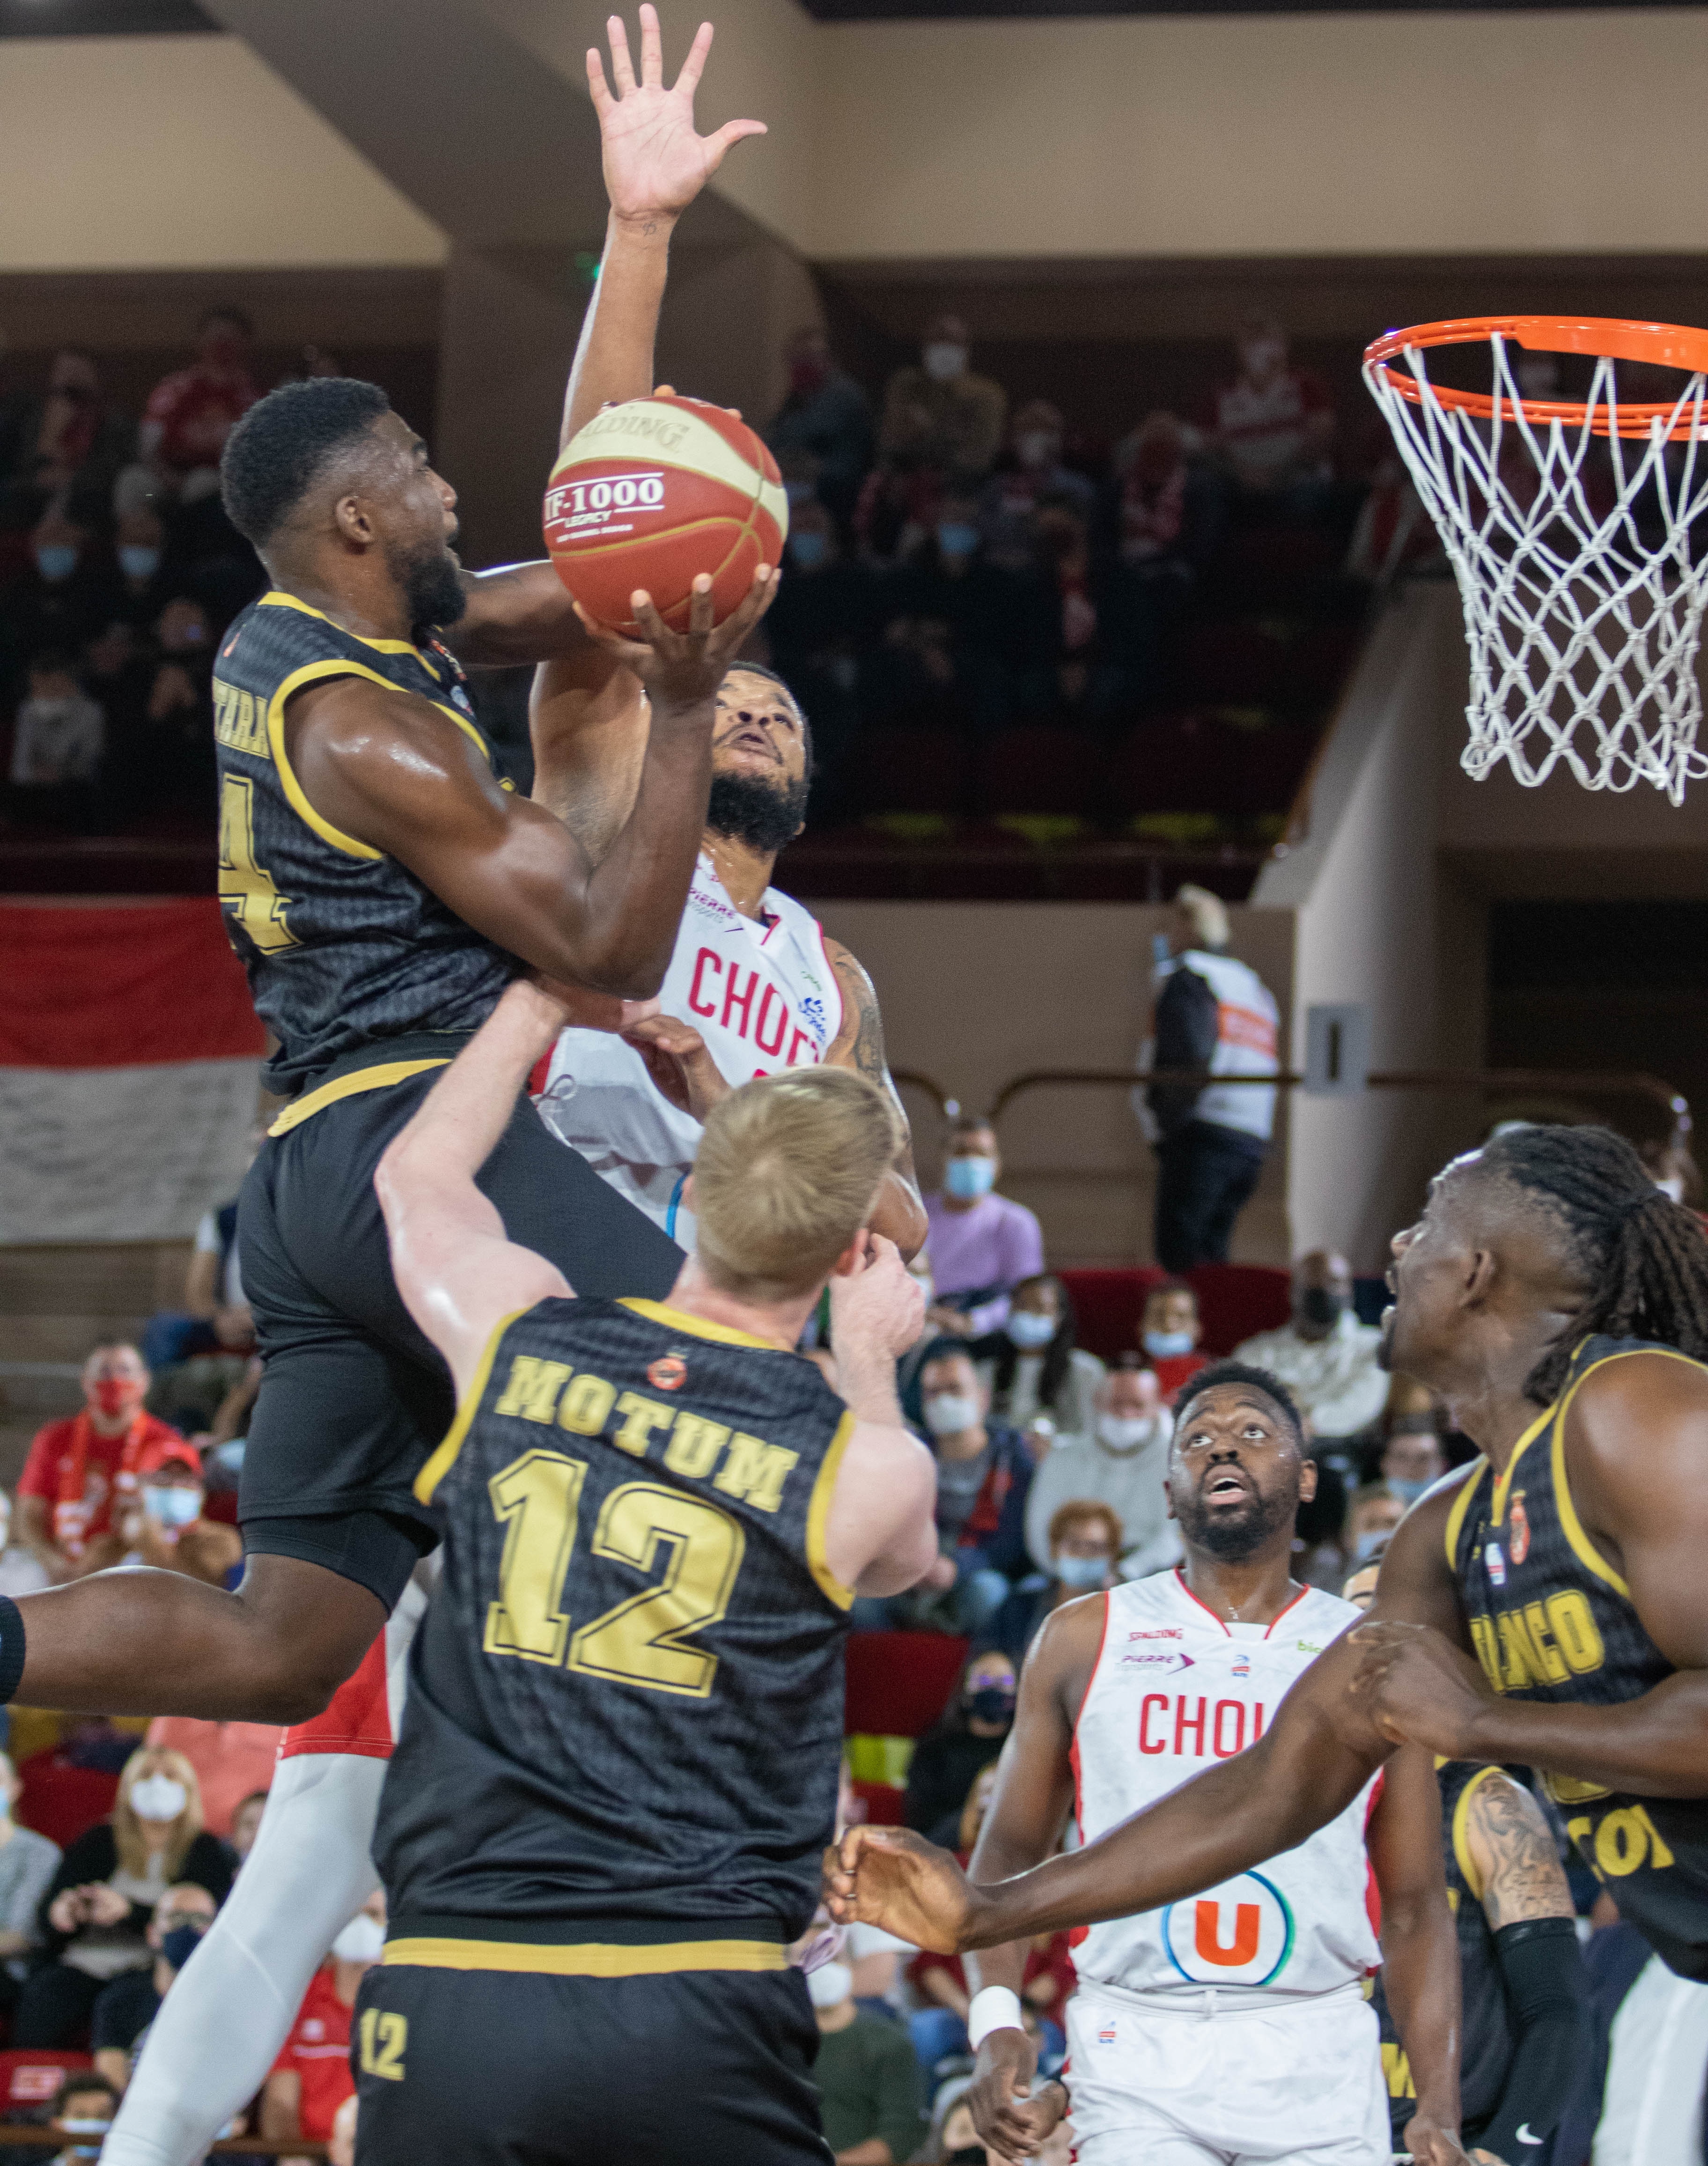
top-left (823, 937), bottom-right (888, 1084)
top-left (1470, 1771), bottom-right (1573, 1928)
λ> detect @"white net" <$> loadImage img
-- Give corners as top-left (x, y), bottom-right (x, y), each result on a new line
top-left (1363, 333), bottom-right (1708, 799)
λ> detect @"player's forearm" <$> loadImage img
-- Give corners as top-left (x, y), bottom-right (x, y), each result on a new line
top-left (832, 1334), bottom-right (907, 1429)
top-left (561, 210), bottom-right (675, 450)
top-left (380, 982), bottom-right (564, 1206)
top-left (964, 1830), bottom-right (1050, 1998)
top-left (1464, 1667), bottom-right (1708, 1797)
top-left (957, 1732), bottom-right (1365, 1950)
top-left (1379, 1893), bottom-right (1463, 2128)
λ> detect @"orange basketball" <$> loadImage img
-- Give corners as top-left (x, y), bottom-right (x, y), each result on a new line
top-left (543, 393), bottom-right (788, 636)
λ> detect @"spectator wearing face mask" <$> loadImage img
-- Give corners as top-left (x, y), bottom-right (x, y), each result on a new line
top-left (978, 402), bottom-right (1095, 572)
top-left (140, 309), bottom-right (258, 499)
top-left (0, 348), bottom-right (134, 529)
top-left (1232, 1250), bottom-right (1388, 1446)
top-left (972, 1274), bottom-right (1104, 1448)
top-left (8, 652), bottom-right (103, 800)
top-left (879, 314), bottom-right (1008, 490)
top-left (985, 1500), bottom-right (1124, 1667)
top-left (0, 1753), bottom-right (61, 2017)
top-left (1381, 1424), bottom-right (1448, 1509)
top-left (1024, 1363), bottom-right (1179, 1580)
top-left (903, 1650), bottom-right (1018, 1845)
top-left (1140, 885), bottom-right (1280, 1273)
top-left (1134, 1280), bottom-right (1208, 1406)
top-left (46, 2073), bottom-right (121, 2166)
top-left (765, 327), bottom-right (875, 538)
top-left (923, 1120), bottom-right (1044, 1338)
top-left (15, 1344), bottom-right (186, 1584)
top-left (901, 1349), bottom-right (1032, 1635)
top-left (118, 1440), bottom-right (241, 1589)
top-left (1206, 311), bottom-right (1335, 517)
top-left (261, 1893), bottom-right (387, 2151)
top-left (1344, 1481), bottom-right (1405, 1572)
top-left (17, 1746), bottom-right (231, 2048)
top-left (10, 510), bottom-right (114, 666)
top-left (142, 1706), bottom-right (277, 1843)
top-left (91, 1879), bottom-right (218, 2092)
top-left (808, 1954), bottom-right (927, 2166)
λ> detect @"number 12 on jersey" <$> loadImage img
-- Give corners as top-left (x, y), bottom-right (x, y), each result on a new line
top-left (484, 1448), bottom-right (745, 1700)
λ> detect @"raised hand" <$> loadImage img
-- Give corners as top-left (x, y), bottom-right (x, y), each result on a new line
top-left (572, 567), bottom-right (779, 716)
top-left (829, 1232), bottom-right (925, 1363)
top-left (822, 1824), bottom-right (979, 1954)
top-left (587, 8), bottom-right (766, 228)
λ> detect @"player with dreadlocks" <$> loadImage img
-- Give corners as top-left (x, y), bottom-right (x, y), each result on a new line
top-left (825, 1121), bottom-right (1708, 2059)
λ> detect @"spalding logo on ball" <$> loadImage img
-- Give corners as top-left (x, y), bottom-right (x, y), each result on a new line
top-left (543, 393), bottom-right (788, 636)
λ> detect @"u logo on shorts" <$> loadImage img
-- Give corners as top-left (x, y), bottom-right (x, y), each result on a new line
top-left (1161, 1871), bottom-right (1295, 1986)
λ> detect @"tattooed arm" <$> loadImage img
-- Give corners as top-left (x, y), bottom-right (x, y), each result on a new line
top-left (824, 937), bottom-right (927, 1261)
top-left (1459, 1771), bottom-right (1590, 2164)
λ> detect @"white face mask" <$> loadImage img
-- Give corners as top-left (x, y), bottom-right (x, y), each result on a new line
top-left (143, 1485), bottom-right (202, 1529)
top-left (1006, 1310), bottom-right (1056, 1351)
top-left (806, 1960), bottom-right (852, 2010)
top-left (923, 342), bottom-right (967, 383)
top-left (1097, 1414), bottom-right (1154, 1453)
top-left (924, 1393), bottom-right (980, 1437)
top-left (331, 1913), bottom-right (386, 1966)
top-left (129, 1775), bottom-right (187, 1824)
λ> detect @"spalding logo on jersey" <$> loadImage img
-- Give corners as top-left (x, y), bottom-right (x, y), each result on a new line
top-left (1161, 1871), bottom-right (1296, 1986)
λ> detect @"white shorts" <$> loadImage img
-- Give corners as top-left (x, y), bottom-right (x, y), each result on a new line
top-left (1065, 1979), bottom-right (1391, 2166)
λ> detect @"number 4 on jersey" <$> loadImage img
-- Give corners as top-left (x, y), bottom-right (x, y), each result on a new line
top-left (218, 774), bottom-right (296, 952)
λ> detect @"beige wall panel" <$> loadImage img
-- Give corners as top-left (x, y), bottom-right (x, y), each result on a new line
top-left (810, 10), bottom-right (1708, 262)
top-left (811, 900), bottom-right (1293, 1268)
top-left (0, 37), bottom-right (445, 273)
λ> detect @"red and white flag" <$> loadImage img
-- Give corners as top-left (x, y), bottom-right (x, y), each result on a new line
top-left (0, 899), bottom-right (265, 1244)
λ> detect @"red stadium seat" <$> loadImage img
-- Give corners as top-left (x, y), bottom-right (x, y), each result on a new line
top-left (978, 727), bottom-right (1101, 818)
top-left (15, 1750), bottom-right (120, 1852)
top-left (845, 1632), bottom-right (968, 1740)
top-left (1186, 1263), bottom-right (1292, 1355)
top-left (1056, 1267), bottom-right (1169, 1362)
top-left (0, 2048), bottom-right (93, 2112)
top-left (851, 1781), bottom-right (907, 1827)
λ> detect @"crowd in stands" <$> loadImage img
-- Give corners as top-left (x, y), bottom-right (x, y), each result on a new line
top-left (1, 302), bottom-right (1418, 854)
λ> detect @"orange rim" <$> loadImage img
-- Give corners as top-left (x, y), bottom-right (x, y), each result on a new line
top-left (1364, 315), bottom-right (1708, 440)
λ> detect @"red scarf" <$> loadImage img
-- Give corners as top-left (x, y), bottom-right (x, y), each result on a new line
top-left (54, 1413), bottom-right (148, 1556)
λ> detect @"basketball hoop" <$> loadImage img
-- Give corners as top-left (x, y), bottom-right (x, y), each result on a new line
top-left (1362, 315), bottom-right (1708, 800)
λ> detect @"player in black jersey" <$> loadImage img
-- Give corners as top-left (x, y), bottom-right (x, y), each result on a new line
top-left (353, 976), bottom-right (936, 2165)
top-left (826, 1120), bottom-right (1708, 1998)
top-left (0, 11), bottom-right (780, 1727)
top-left (1344, 1551), bottom-right (1589, 2163)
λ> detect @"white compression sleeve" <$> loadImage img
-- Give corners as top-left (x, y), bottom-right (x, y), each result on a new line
top-left (101, 1749), bottom-right (386, 2166)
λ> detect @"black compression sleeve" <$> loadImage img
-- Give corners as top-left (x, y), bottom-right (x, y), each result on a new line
top-left (1475, 1916), bottom-right (1591, 2163)
top-left (0, 1597), bottom-right (23, 1704)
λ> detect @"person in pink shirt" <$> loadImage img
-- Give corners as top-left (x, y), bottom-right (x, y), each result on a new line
top-left (923, 1118), bottom-right (1044, 1339)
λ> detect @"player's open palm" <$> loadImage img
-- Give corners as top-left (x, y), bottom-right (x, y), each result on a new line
top-left (822, 1825), bottom-right (973, 1955)
top-left (588, 7), bottom-right (767, 225)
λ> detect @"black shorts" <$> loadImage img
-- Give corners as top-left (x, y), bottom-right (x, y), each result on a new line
top-left (238, 1043), bottom-right (682, 1610)
top-left (352, 1962), bottom-right (829, 2166)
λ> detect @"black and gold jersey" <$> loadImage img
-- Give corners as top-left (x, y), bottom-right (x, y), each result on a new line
top-left (373, 1295), bottom-right (856, 1972)
top-left (1374, 1761), bottom-right (1517, 2143)
top-left (213, 590), bottom-right (517, 1093)
top-left (1448, 1332), bottom-right (1708, 1979)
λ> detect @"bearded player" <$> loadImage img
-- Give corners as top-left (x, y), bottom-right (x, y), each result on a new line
top-left (536, 656), bottom-right (924, 1253)
top-left (960, 1363), bottom-right (1465, 2166)
top-left (826, 1123), bottom-right (1708, 2004)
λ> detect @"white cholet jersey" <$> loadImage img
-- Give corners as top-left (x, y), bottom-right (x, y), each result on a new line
top-left (1072, 1571), bottom-right (1381, 2000)
top-left (537, 852), bottom-right (843, 1238)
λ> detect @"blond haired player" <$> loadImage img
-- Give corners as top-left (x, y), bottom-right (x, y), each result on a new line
top-left (356, 977), bottom-right (936, 2164)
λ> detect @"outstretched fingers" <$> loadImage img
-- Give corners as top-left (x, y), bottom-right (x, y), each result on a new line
top-left (605, 11), bottom-right (637, 96)
top-left (585, 44), bottom-right (614, 116)
top-left (637, 1), bottom-right (664, 87)
top-left (673, 17), bottom-right (715, 97)
top-left (706, 117), bottom-right (769, 163)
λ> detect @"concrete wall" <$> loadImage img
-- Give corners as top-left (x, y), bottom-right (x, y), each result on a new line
top-left (812, 900), bottom-right (1294, 1268)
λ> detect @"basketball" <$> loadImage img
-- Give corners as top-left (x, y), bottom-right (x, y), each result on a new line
top-left (542, 392), bottom-right (789, 636)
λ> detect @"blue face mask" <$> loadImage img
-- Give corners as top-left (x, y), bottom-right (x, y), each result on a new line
top-left (118, 544), bottom-right (162, 582)
top-left (1142, 1329), bottom-right (1195, 1359)
top-left (160, 1922), bottom-right (206, 1970)
top-left (35, 544), bottom-right (78, 582)
top-left (1388, 1477), bottom-right (1430, 1507)
top-left (1054, 1553), bottom-right (1109, 1590)
top-left (790, 531), bottom-right (829, 570)
top-left (1353, 1528), bottom-right (1389, 1563)
top-left (944, 1155), bottom-right (996, 1202)
top-left (143, 1484), bottom-right (202, 1528)
top-left (936, 522), bottom-right (979, 560)
top-left (1005, 1309), bottom-right (1056, 1351)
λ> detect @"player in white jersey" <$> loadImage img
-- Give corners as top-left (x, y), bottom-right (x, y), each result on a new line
top-left (536, 658), bottom-right (925, 1253)
top-left (956, 1361), bottom-right (1470, 2166)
